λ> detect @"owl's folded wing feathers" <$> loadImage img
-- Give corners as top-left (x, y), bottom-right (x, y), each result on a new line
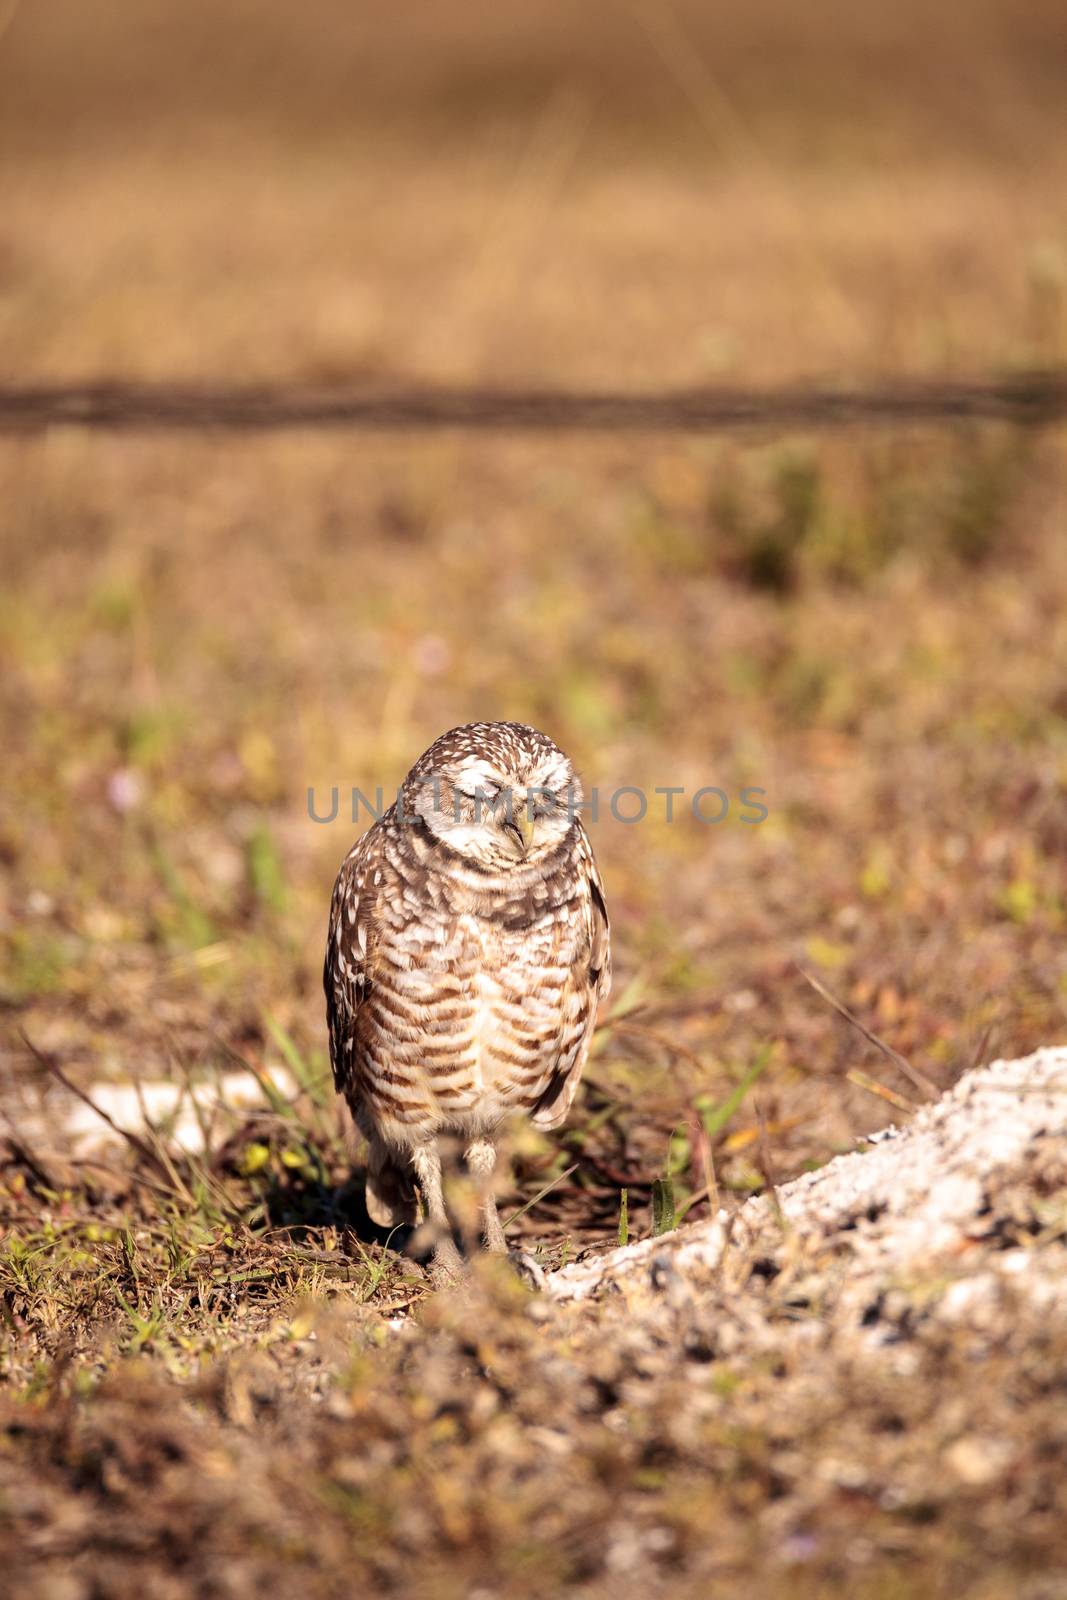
top-left (323, 827), bottom-right (419, 1228)
top-left (530, 823), bottom-right (611, 1130)
top-left (323, 829), bottom-right (379, 1099)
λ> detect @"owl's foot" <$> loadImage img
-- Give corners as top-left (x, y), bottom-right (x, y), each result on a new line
top-left (428, 1236), bottom-right (465, 1287)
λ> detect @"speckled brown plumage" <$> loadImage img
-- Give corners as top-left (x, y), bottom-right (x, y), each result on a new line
top-left (324, 722), bottom-right (610, 1274)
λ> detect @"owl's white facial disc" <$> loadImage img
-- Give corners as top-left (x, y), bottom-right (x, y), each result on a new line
top-left (405, 728), bottom-right (583, 868)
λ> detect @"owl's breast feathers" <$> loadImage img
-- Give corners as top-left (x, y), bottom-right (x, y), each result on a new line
top-left (323, 805), bottom-right (610, 1143)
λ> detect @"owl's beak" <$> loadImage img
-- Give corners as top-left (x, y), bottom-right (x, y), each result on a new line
top-left (516, 809), bottom-right (536, 852)
top-left (504, 808), bottom-right (535, 856)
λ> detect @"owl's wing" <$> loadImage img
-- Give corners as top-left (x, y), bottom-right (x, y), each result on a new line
top-left (323, 826), bottom-right (381, 1099)
top-left (586, 848), bottom-right (611, 1005)
top-left (324, 824), bottom-right (418, 1228)
top-left (531, 822), bottom-right (611, 1130)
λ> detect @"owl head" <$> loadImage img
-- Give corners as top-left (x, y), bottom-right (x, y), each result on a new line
top-left (402, 721), bottom-right (583, 867)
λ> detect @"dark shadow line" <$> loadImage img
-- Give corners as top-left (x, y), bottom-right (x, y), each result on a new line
top-left (1, 372), bottom-right (1066, 435)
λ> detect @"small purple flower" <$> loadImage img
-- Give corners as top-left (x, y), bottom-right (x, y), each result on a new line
top-left (107, 768), bottom-right (144, 815)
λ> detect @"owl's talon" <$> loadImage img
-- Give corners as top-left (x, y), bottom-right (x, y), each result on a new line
top-left (425, 1234), bottom-right (465, 1285)
top-left (429, 1258), bottom-right (464, 1288)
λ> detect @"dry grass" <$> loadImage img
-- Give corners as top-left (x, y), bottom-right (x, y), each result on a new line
top-left (2, 1), bottom-right (1067, 1593)
top-left (2, 0), bottom-right (1067, 387)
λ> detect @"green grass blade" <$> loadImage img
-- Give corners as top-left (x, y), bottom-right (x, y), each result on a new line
top-left (650, 1176), bottom-right (676, 1237)
top-left (698, 1044), bottom-right (774, 1138)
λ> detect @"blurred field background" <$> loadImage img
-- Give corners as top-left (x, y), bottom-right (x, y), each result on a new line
top-left (2, 2), bottom-right (1067, 1595)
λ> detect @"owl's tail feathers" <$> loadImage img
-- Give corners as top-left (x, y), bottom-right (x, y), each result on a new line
top-left (530, 1061), bottom-right (582, 1132)
top-left (364, 1137), bottom-right (418, 1230)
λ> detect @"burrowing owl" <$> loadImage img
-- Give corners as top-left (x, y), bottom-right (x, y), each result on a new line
top-left (324, 722), bottom-right (610, 1277)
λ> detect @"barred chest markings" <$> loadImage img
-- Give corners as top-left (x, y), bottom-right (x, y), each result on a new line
top-left (371, 897), bottom-right (579, 1116)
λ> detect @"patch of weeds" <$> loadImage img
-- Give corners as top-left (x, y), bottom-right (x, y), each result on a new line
top-left (943, 428), bottom-right (1032, 566)
top-left (695, 1046), bottom-right (774, 1140)
top-left (0, 1061), bottom-right (426, 1391)
top-left (148, 831), bottom-right (218, 950)
top-left (709, 446), bottom-right (820, 594)
top-left (704, 427), bottom-right (1035, 593)
top-left (119, 706), bottom-right (185, 770)
top-left (263, 1016), bottom-right (331, 1110)
top-left (90, 578), bottom-right (139, 632)
top-left (246, 824), bottom-right (287, 916)
top-left (0, 928), bottom-right (69, 1003)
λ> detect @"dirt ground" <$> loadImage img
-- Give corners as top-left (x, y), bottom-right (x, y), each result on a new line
top-left (2, 2), bottom-right (1067, 1594)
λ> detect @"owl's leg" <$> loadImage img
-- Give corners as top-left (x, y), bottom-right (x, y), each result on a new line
top-left (410, 1140), bottom-right (464, 1281)
top-left (466, 1137), bottom-right (507, 1254)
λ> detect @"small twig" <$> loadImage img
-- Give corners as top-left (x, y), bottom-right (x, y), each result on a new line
top-left (754, 1097), bottom-right (788, 1233)
top-left (0, 1125), bottom-right (60, 1193)
top-left (690, 1103), bottom-right (719, 1217)
top-left (970, 1017), bottom-right (1002, 1074)
top-left (131, 1076), bottom-right (195, 1206)
top-left (600, 995), bottom-right (724, 1029)
top-left (584, 1154), bottom-right (655, 1189)
top-left (846, 1068), bottom-right (917, 1115)
top-left (64, 1157), bottom-right (180, 1203)
top-left (714, 1205), bottom-right (739, 1285)
top-left (170, 1045), bottom-right (218, 1161)
top-left (610, 1019), bottom-right (709, 1076)
top-left (21, 1031), bottom-right (181, 1188)
top-left (214, 1035), bottom-right (306, 1116)
top-left (503, 1162), bottom-right (579, 1229)
top-left (675, 1179), bottom-right (719, 1222)
top-left (793, 962), bottom-right (937, 1098)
